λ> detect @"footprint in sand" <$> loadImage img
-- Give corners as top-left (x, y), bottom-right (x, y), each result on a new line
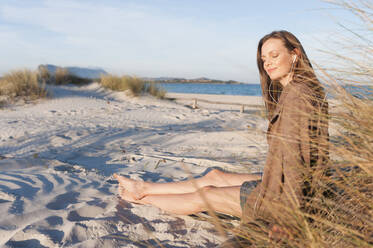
top-left (45, 216), bottom-right (64, 226)
top-left (50, 134), bottom-right (72, 147)
top-left (50, 131), bottom-right (83, 148)
top-left (5, 225), bottom-right (64, 247)
top-left (67, 204), bottom-right (106, 222)
top-left (8, 196), bottom-right (24, 215)
top-left (174, 113), bottom-right (186, 120)
top-left (46, 191), bottom-right (80, 210)
top-left (6, 239), bottom-right (49, 248)
top-left (63, 223), bottom-right (91, 246)
top-left (6, 215), bottom-right (64, 247)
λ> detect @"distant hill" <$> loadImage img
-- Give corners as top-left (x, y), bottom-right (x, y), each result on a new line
top-left (36, 65), bottom-right (241, 84)
top-left (38, 64), bottom-right (108, 79)
top-left (142, 77), bottom-right (186, 81)
top-left (144, 77), bottom-right (242, 84)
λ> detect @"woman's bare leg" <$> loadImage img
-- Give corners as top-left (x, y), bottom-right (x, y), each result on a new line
top-left (114, 169), bottom-right (261, 199)
top-left (119, 184), bottom-right (242, 217)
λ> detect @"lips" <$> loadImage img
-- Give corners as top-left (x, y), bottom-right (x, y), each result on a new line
top-left (266, 68), bottom-right (276, 74)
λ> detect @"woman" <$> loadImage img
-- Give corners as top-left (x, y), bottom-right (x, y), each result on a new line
top-left (114, 30), bottom-right (329, 222)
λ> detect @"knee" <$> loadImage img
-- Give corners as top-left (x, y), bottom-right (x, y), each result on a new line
top-left (198, 185), bottom-right (218, 199)
top-left (200, 185), bottom-right (216, 192)
top-left (205, 168), bottom-right (223, 180)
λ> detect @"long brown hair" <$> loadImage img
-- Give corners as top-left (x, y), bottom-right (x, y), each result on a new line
top-left (257, 30), bottom-right (321, 120)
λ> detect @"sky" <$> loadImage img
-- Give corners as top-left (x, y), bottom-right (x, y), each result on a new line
top-left (0, 0), bottom-right (355, 83)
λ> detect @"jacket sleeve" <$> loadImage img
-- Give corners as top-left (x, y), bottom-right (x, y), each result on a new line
top-left (281, 92), bottom-right (313, 207)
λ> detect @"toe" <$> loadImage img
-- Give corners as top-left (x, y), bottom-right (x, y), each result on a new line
top-left (114, 173), bottom-right (124, 181)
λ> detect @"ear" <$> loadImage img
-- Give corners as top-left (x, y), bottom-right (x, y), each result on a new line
top-left (292, 48), bottom-right (301, 59)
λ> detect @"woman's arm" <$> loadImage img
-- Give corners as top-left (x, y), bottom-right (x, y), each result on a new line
top-left (281, 89), bottom-right (314, 207)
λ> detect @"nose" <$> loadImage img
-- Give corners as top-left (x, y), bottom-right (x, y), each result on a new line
top-left (264, 60), bottom-right (271, 69)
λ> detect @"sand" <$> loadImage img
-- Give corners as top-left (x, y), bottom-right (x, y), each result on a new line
top-left (0, 83), bottom-right (267, 247)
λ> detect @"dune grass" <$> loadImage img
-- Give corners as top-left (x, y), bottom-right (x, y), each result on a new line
top-left (0, 69), bottom-right (47, 106)
top-left (0, 67), bottom-right (166, 108)
top-left (38, 66), bottom-right (92, 85)
top-left (145, 82), bottom-right (167, 99)
top-left (100, 74), bottom-right (166, 99)
top-left (0, 66), bottom-right (93, 107)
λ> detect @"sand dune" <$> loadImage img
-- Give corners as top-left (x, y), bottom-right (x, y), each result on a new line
top-left (0, 83), bottom-right (267, 247)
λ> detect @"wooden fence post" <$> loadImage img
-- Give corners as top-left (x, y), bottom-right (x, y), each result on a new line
top-left (193, 99), bottom-right (197, 109)
top-left (240, 105), bottom-right (244, 113)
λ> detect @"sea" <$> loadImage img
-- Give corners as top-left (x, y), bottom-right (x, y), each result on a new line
top-left (158, 82), bottom-right (372, 98)
top-left (159, 83), bottom-right (262, 96)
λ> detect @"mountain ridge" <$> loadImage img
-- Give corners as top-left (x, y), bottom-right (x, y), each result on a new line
top-left (38, 64), bottom-right (243, 84)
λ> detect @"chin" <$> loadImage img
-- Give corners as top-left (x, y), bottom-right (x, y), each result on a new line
top-left (269, 72), bottom-right (287, 82)
top-left (269, 75), bottom-right (280, 81)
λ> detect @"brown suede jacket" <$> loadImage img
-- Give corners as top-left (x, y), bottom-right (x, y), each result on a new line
top-left (242, 80), bottom-right (329, 222)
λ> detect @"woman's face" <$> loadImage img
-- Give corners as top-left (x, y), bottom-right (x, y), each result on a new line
top-left (261, 38), bottom-right (295, 85)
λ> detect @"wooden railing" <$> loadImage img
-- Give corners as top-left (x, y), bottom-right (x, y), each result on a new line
top-left (168, 96), bottom-right (263, 113)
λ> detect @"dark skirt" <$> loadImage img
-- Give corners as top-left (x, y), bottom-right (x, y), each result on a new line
top-left (240, 179), bottom-right (261, 210)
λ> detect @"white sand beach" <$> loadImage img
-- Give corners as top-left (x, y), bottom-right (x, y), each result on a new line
top-left (0, 83), bottom-right (267, 247)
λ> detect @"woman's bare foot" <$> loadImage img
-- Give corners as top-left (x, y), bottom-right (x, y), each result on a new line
top-left (118, 185), bottom-right (146, 204)
top-left (114, 174), bottom-right (147, 200)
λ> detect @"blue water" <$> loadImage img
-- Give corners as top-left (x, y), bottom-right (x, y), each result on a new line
top-left (342, 84), bottom-right (373, 99)
top-left (159, 83), bottom-right (262, 96)
top-left (158, 83), bottom-right (373, 97)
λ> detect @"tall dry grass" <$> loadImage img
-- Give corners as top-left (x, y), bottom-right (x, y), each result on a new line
top-left (52, 67), bottom-right (92, 85)
top-left (38, 65), bottom-right (52, 84)
top-left (0, 66), bottom-right (92, 107)
top-left (145, 82), bottom-right (166, 99)
top-left (37, 65), bottom-right (92, 85)
top-left (210, 1), bottom-right (373, 247)
top-left (100, 74), bottom-right (166, 98)
top-left (54, 67), bottom-right (70, 85)
top-left (0, 69), bottom-right (47, 106)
